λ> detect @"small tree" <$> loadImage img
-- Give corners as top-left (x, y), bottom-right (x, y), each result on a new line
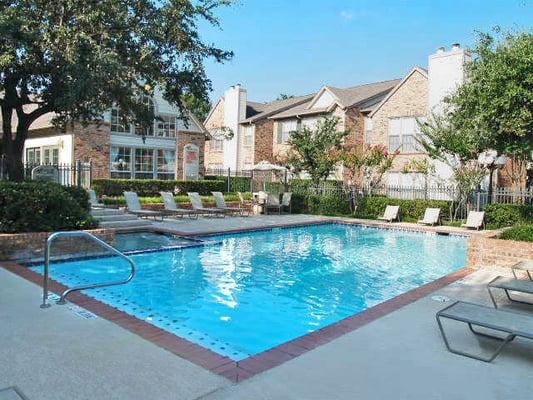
top-left (286, 117), bottom-right (349, 187)
top-left (0, 0), bottom-right (232, 181)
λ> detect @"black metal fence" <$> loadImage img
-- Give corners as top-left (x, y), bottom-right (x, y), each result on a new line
top-left (0, 157), bottom-right (92, 188)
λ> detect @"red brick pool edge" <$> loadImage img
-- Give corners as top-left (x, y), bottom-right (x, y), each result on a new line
top-left (1, 261), bottom-right (473, 383)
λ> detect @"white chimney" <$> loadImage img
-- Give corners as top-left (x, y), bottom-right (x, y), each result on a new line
top-left (428, 43), bottom-right (470, 113)
top-left (222, 84), bottom-right (247, 170)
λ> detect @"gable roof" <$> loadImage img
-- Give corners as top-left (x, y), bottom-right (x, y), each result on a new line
top-left (369, 67), bottom-right (428, 117)
top-left (240, 94), bottom-right (315, 124)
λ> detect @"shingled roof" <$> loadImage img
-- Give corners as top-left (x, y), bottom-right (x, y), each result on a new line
top-left (240, 94), bottom-right (315, 124)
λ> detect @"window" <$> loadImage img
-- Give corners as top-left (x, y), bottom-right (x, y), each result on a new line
top-left (156, 149), bottom-right (175, 179)
top-left (43, 146), bottom-right (59, 165)
top-left (111, 107), bottom-right (130, 133)
top-left (134, 148), bottom-right (154, 179)
top-left (110, 147), bottom-right (132, 178)
top-left (209, 129), bottom-right (225, 151)
top-left (364, 117), bottom-right (373, 145)
top-left (156, 115), bottom-right (177, 137)
top-left (243, 125), bottom-right (254, 147)
top-left (388, 117), bottom-right (424, 153)
top-left (26, 147), bottom-right (41, 165)
top-left (277, 120), bottom-right (298, 144)
top-left (134, 96), bottom-right (155, 136)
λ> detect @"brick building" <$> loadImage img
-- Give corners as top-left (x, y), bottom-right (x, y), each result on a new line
top-left (20, 87), bottom-right (208, 181)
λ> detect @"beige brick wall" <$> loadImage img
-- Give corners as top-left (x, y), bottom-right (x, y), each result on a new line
top-left (467, 235), bottom-right (533, 269)
top-left (72, 122), bottom-right (111, 179)
top-left (204, 99), bottom-right (225, 168)
top-left (370, 70), bottom-right (428, 175)
top-left (176, 131), bottom-right (206, 179)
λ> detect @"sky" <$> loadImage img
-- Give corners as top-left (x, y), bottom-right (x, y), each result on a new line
top-left (198, 0), bottom-right (532, 103)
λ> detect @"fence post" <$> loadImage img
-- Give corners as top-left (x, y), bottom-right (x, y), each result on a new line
top-left (476, 191), bottom-right (480, 211)
top-left (76, 160), bottom-right (82, 187)
top-left (88, 161), bottom-right (93, 188)
top-left (250, 169), bottom-right (254, 193)
top-left (227, 167), bottom-right (231, 193)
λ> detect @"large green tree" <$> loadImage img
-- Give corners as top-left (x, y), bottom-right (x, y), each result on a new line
top-left (0, 0), bottom-right (232, 180)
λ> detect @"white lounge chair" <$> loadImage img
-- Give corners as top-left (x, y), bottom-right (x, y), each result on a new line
top-left (418, 208), bottom-right (441, 226)
top-left (237, 192), bottom-right (253, 216)
top-left (212, 192), bottom-right (245, 216)
top-left (461, 211), bottom-right (485, 230)
top-left (123, 191), bottom-right (165, 219)
top-left (160, 192), bottom-right (199, 219)
top-left (265, 193), bottom-right (281, 215)
top-left (187, 192), bottom-right (226, 217)
top-left (377, 205), bottom-right (399, 222)
top-left (87, 189), bottom-right (104, 208)
top-left (281, 192), bottom-right (292, 213)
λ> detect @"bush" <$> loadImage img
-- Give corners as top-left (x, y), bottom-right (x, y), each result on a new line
top-left (92, 178), bottom-right (226, 197)
top-left (353, 196), bottom-right (451, 221)
top-left (101, 192), bottom-right (248, 206)
top-left (307, 194), bottom-right (351, 216)
top-left (499, 225), bottom-right (533, 242)
top-left (485, 204), bottom-right (533, 228)
top-left (63, 185), bottom-right (91, 211)
top-left (0, 181), bottom-right (97, 233)
top-left (205, 175), bottom-right (252, 192)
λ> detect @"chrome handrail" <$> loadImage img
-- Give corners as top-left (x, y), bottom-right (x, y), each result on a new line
top-left (40, 231), bottom-right (136, 308)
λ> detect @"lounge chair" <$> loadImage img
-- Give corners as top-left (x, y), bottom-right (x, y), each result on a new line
top-left (461, 211), bottom-right (485, 230)
top-left (123, 191), bottom-right (165, 219)
top-left (265, 193), bottom-right (281, 215)
top-left (377, 205), bottom-right (399, 223)
top-left (160, 192), bottom-right (199, 219)
top-left (511, 260), bottom-right (533, 280)
top-left (87, 189), bottom-right (105, 208)
top-left (212, 191), bottom-right (245, 216)
top-left (418, 208), bottom-right (441, 226)
top-left (488, 276), bottom-right (533, 308)
top-left (187, 192), bottom-right (226, 217)
top-left (281, 192), bottom-right (292, 213)
top-left (237, 192), bottom-right (253, 216)
top-left (436, 301), bottom-right (533, 362)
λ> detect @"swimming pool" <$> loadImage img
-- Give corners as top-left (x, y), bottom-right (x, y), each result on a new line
top-left (31, 223), bottom-right (466, 360)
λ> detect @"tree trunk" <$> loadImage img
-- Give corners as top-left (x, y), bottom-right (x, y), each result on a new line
top-left (1, 109), bottom-right (27, 182)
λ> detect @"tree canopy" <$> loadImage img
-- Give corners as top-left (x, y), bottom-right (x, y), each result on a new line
top-left (0, 0), bottom-right (232, 180)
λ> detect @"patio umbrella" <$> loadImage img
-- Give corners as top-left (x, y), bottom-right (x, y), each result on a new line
top-left (251, 161), bottom-right (286, 191)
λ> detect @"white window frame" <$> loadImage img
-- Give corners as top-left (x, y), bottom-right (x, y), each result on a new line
top-left (388, 117), bottom-right (424, 154)
top-left (277, 119), bottom-right (299, 144)
top-left (243, 125), bottom-right (254, 147)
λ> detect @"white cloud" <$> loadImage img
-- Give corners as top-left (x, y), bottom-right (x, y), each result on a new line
top-left (339, 10), bottom-right (354, 21)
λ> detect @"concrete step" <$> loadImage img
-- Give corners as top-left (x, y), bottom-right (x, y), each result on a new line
top-left (93, 214), bottom-right (138, 222)
top-left (98, 219), bottom-right (153, 228)
top-left (90, 208), bottom-right (124, 217)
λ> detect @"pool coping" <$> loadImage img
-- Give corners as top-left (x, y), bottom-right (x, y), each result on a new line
top-left (1, 221), bottom-right (474, 383)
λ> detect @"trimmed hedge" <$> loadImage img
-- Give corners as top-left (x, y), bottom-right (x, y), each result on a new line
top-left (92, 178), bottom-right (226, 197)
top-left (485, 204), bottom-right (533, 228)
top-left (306, 194), bottom-right (351, 216)
top-left (0, 181), bottom-right (96, 233)
top-left (499, 224), bottom-right (533, 242)
top-left (101, 192), bottom-right (249, 206)
top-left (353, 196), bottom-right (451, 221)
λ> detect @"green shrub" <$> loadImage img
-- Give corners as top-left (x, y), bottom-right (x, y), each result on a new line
top-left (0, 181), bottom-right (97, 233)
top-left (485, 204), bottom-right (533, 228)
top-left (205, 175), bottom-right (252, 192)
top-left (102, 192), bottom-right (248, 206)
top-left (307, 194), bottom-right (351, 216)
top-left (92, 178), bottom-right (226, 197)
top-left (353, 196), bottom-right (451, 221)
top-left (63, 186), bottom-right (91, 211)
top-left (499, 224), bottom-right (533, 242)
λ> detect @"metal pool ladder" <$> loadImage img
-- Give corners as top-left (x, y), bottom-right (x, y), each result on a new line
top-left (40, 231), bottom-right (136, 309)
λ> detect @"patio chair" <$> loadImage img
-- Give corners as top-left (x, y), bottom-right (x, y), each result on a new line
top-left (265, 193), bottom-right (281, 215)
top-left (281, 192), bottom-right (292, 214)
top-left (87, 189), bottom-right (105, 208)
top-left (187, 192), bottom-right (226, 217)
top-left (436, 301), bottom-right (533, 362)
top-left (237, 192), bottom-right (253, 216)
top-left (159, 192), bottom-right (199, 219)
top-left (488, 276), bottom-right (533, 308)
top-left (212, 191), bottom-right (245, 216)
top-left (461, 211), bottom-right (485, 230)
top-left (377, 205), bottom-right (399, 223)
top-left (123, 191), bottom-right (165, 220)
top-left (418, 208), bottom-right (441, 226)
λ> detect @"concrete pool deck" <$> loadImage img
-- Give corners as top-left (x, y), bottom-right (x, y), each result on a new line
top-left (1, 216), bottom-right (531, 399)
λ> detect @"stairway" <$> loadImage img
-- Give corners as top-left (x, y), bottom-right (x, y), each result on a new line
top-left (91, 208), bottom-right (153, 228)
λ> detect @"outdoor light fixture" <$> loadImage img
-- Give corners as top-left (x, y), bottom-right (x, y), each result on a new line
top-left (477, 150), bottom-right (508, 204)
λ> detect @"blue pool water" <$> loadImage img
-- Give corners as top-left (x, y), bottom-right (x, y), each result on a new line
top-left (31, 223), bottom-right (466, 360)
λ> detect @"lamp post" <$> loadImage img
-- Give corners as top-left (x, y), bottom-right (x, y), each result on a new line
top-left (478, 150), bottom-right (507, 204)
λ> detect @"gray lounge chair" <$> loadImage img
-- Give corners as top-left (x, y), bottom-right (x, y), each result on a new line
top-left (377, 205), bottom-right (399, 222)
top-left (212, 191), bottom-right (245, 216)
top-left (187, 192), bottom-right (226, 217)
top-left (511, 260), bottom-right (533, 280)
top-left (281, 192), bottom-right (292, 214)
top-left (87, 189), bottom-right (105, 208)
top-left (123, 191), bottom-right (165, 219)
top-left (418, 208), bottom-right (441, 226)
top-left (461, 211), bottom-right (485, 230)
top-left (160, 192), bottom-right (198, 219)
top-left (488, 276), bottom-right (533, 308)
top-left (265, 193), bottom-right (281, 215)
top-left (436, 301), bottom-right (533, 362)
